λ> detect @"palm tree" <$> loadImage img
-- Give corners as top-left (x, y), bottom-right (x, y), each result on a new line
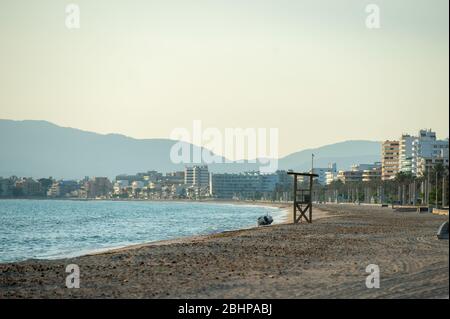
top-left (443, 164), bottom-right (449, 207)
top-left (430, 163), bottom-right (446, 207)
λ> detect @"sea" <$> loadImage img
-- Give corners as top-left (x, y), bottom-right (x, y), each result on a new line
top-left (0, 199), bottom-right (285, 263)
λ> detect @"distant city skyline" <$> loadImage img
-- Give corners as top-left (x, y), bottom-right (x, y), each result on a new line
top-left (0, 0), bottom-right (448, 157)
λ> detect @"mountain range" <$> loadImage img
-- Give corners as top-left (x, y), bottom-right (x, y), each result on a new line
top-left (0, 119), bottom-right (381, 179)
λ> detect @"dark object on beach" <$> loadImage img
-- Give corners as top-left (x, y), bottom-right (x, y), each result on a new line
top-left (437, 221), bottom-right (449, 240)
top-left (258, 215), bottom-right (273, 226)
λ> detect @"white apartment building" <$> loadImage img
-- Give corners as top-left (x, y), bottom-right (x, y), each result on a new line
top-left (411, 129), bottom-right (449, 175)
top-left (210, 171), bottom-right (282, 199)
top-left (325, 171), bottom-right (337, 185)
top-left (311, 163), bottom-right (337, 185)
top-left (399, 134), bottom-right (415, 173)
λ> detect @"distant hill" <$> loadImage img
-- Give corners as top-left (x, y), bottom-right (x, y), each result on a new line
top-left (278, 140), bottom-right (381, 172)
top-left (0, 119), bottom-right (380, 179)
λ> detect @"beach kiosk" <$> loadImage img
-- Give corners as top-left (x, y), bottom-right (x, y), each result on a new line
top-left (287, 172), bottom-right (318, 224)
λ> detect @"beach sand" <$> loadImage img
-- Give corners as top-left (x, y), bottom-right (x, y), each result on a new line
top-left (0, 203), bottom-right (448, 299)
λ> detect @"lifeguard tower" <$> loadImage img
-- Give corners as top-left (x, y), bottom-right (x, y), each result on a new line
top-left (287, 172), bottom-right (318, 224)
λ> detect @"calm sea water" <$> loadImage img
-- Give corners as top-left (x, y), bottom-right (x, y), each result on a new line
top-left (0, 200), bottom-right (284, 263)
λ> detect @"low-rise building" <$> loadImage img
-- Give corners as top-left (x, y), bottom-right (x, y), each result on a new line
top-left (164, 171), bottom-right (185, 184)
top-left (325, 171), bottom-right (337, 185)
top-left (0, 177), bottom-right (15, 197)
top-left (310, 163), bottom-right (337, 186)
top-left (210, 171), bottom-right (282, 199)
top-left (131, 180), bottom-right (145, 190)
top-left (47, 180), bottom-right (80, 197)
top-left (86, 177), bottom-right (112, 198)
top-left (113, 180), bottom-right (129, 195)
top-left (411, 129), bottom-right (449, 175)
top-left (336, 170), bottom-right (363, 184)
top-left (14, 178), bottom-right (42, 196)
top-left (362, 166), bottom-right (382, 182)
top-left (417, 149), bottom-right (449, 177)
top-left (351, 162), bottom-right (381, 172)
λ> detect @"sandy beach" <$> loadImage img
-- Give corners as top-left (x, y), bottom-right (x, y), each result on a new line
top-left (0, 203), bottom-right (448, 299)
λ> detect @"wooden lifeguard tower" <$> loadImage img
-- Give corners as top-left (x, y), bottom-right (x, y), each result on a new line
top-left (287, 172), bottom-right (318, 224)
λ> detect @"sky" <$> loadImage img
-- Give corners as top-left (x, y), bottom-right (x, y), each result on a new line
top-left (0, 0), bottom-right (448, 157)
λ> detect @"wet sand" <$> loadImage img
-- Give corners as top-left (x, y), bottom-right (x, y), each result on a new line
top-left (0, 204), bottom-right (448, 298)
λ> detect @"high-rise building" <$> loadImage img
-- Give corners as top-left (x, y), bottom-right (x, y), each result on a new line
top-left (381, 140), bottom-right (400, 180)
top-left (382, 130), bottom-right (448, 179)
top-left (184, 165), bottom-right (209, 188)
top-left (399, 134), bottom-right (415, 174)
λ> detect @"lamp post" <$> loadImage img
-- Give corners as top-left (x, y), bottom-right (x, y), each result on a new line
top-left (436, 170), bottom-right (439, 208)
top-left (427, 168), bottom-right (430, 206)
top-left (443, 174), bottom-right (446, 208)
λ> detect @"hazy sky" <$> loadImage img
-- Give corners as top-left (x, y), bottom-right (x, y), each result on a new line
top-left (0, 0), bottom-right (448, 157)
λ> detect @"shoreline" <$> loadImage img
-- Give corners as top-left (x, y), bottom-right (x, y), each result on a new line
top-left (0, 200), bottom-right (292, 264)
top-left (86, 204), bottom-right (297, 258)
top-left (86, 205), bottom-right (341, 259)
